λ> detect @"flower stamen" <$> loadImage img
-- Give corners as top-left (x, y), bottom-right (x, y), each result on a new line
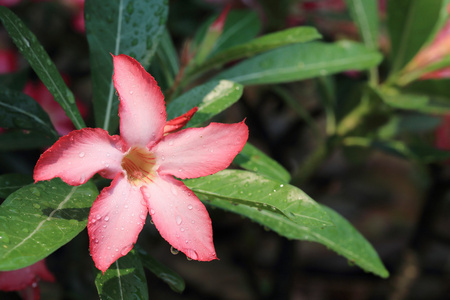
top-left (121, 147), bottom-right (156, 186)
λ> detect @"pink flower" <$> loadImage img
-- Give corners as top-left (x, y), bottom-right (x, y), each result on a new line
top-left (23, 79), bottom-right (88, 136)
top-left (0, 259), bottom-right (55, 300)
top-left (0, 49), bottom-right (18, 74)
top-left (33, 54), bottom-right (249, 272)
top-left (404, 4), bottom-right (450, 80)
top-left (435, 114), bottom-right (450, 151)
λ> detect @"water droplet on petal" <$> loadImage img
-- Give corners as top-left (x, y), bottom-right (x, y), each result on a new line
top-left (187, 204), bottom-right (193, 210)
top-left (176, 215), bottom-right (182, 225)
top-left (104, 216), bottom-right (110, 221)
top-left (168, 140), bottom-right (174, 146)
top-left (79, 152), bottom-right (85, 158)
top-left (170, 246), bottom-right (179, 255)
top-left (139, 214), bottom-right (146, 220)
top-left (150, 209), bottom-right (155, 215)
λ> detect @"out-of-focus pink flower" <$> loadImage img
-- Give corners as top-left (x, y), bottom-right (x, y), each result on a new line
top-left (0, 49), bottom-right (87, 136)
top-left (435, 114), bottom-right (450, 151)
top-left (33, 54), bottom-right (249, 273)
top-left (60, 0), bottom-right (85, 33)
top-left (23, 79), bottom-right (88, 136)
top-left (0, 259), bottom-right (55, 300)
top-left (0, 49), bottom-right (18, 74)
top-left (405, 4), bottom-right (450, 80)
top-left (0, 0), bottom-right (21, 7)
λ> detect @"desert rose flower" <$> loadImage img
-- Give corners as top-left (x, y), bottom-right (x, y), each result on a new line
top-left (33, 54), bottom-right (249, 272)
top-left (0, 259), bottom-right (55, 300)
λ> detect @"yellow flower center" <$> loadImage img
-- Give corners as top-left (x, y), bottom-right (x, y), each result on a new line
top-left (121, 147), bottom-right (156, 186)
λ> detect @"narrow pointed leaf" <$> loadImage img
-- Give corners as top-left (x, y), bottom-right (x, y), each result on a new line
top-left (345, 0), bottom-right (379, 50)
top-left (190, 26), bottom-right (322, 76)
top-left (150, 28), bottom-right (180, 90)
top-left (0, 179), bottom-right (98, 271)
top-left (0, 6), bottom-right (85, 130)
top-left (166, 80), bottom-right (243, 127)
top-left (207, 198), bottom-right (389, 278)
top-left (0, 87), bottom-right (58, 138)
top-left (85, 0), bottom-right (168, 133)
top-left (214, 41), bottom-right (383, 85)
top-left (0, 173), bottom-right (33, 198)
top-left (233, 143), bottom-right (291, 183)
top-left (184, 170), bottom-right (333, 227)
top-left (388, 0), bottom-right (449, 74)
top-left (137, 247), bottom-right (185, 293)
top-left (95, 249), bottom-right (148, 300)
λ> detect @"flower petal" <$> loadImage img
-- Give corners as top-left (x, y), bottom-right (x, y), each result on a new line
top-left (88, 174), bottom-right (147, 273)
top-left (163, 107), bottom-right (198, 135)
top-left (113, 54), bottom-right (166, 147)
top-left (154, 121), bottom-right (248, 179)
top-left (0, 259), bottom-right (54, 292)
top-left (34, 128), bottom-right (124, 185)
top-left (142, 175), bottom-right (217, 261)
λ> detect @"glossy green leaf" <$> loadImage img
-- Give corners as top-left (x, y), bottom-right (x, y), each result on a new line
top-left (388, 0), bottom-right (449, 74)
top-left (206, 198), bottom-right (389, 278)
top-left (185, 170), bottom-right (333, 227)
top-left (345, 0), bottom-right (379, 50)
top-left (0, 87), bottom-right (58, 138)
top-left (214, 41), bottom-right (383, 85)
top-left (95, 249), bottom-right (148, 300)
top-left (189, 26), bottom-right (322, 76)
top-left (166, 80), bottom-right (243, 127)
top-left (137, 247), bottom-right (185, 293)
top-left (85, 0), bottom-right (168, 133)
top-left (0, 130), bottom-right (55, 151)
top-left (233, 143), bottom-right (291, 183)
top-left (0, 173), bottom-right (33, 198)
top-left (0, 6), bottom-right (85, 130)
top-left (0, 179), bottom-right (98, 271)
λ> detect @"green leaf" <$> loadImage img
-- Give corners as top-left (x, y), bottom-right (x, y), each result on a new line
top-left (137, 247), bottom-right (185, 293)
top-left (214, 41), bottom-right (383, 85)
top-left (85, 0), bottom-right (168, 133)
top-left (0, 130), bottom-right (55, 151)
top-left (0, 179), bottom-right (98, 271)
top-left (206, 198), bottom-right (389, 278)
top-left (0, 173), bottom-right (33, 199)
top-left (342, 137), bottom-right (450, 163)
top-left (184, 170), bottom-right (333, 227)
top-left (345, 0), bottom-right (379, 50)
top-left (379, 87), bottom-right (450, 114)
top-left (233, 143), bottom-right (291, 183)
top-left (387, 0), bottom-right (449, 74)
top-left (0, 6), bottom-right (85, 130)
top-left (166, 80), bottom-right (243, 127)
top-left (150, 28), bottom-right (180, 90)
top-left (95, 249), bottom-right (148, 300)
top-left (193, 10), bottom-right (260, 56)
top-left (189, 26), bottom-right (322, 76)
top-left (0, 87), bottom-right (58, 138)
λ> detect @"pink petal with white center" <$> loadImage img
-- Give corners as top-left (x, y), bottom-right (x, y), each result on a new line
top-left (34, 128), bottom-right (124, 186)
top-left (88, 174), bottom-right (148, 273)
top-left (163, 107), bottom-right (198, 135)
top-left (154, 121), bottom-right (248, 179)
top-left (142, 175), bottom-right (217, 261)
top-left (113, 54), bottom-right (167, 147)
